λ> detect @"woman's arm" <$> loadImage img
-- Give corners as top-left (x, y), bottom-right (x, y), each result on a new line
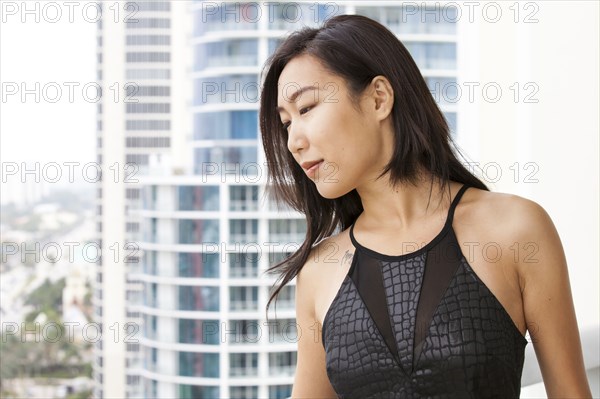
top-left (516, 198), bottom-right (592, 397)
top-left (290, 248), bottom-right (338, 398)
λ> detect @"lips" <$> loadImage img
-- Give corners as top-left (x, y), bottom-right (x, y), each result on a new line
top-left (301, 160), bottom-right (324, 171)
top-left (300, 159), bottom-right (324, 179)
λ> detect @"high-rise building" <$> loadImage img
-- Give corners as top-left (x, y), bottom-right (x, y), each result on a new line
top-left (96, 2), bottom-right (460, 398)
top-left (94, 1), bottom-right (190, 397)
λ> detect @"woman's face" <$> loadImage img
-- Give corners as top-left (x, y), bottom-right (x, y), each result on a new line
top-left (276, 53), bottom-right (394, 199)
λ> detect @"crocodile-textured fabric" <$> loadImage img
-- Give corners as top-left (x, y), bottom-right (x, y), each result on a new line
top-left (322, 185), bottom-right (528, 398)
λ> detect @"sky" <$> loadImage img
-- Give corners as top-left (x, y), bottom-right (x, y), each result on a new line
top-left (1, 0), bottom-right (97, 196)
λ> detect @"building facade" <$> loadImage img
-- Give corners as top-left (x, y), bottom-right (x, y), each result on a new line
top-left (96, 1), bottom-right (460, 398)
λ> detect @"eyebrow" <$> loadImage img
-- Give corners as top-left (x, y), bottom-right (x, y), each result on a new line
top-left (275, 85), bottom-right (319, 112)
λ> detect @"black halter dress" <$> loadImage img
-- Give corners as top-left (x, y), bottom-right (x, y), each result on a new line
top-left (321, 184), bottom-right (528, 398)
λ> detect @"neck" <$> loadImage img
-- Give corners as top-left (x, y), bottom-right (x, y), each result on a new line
top-left (355, 169), bottom-right (457, 231)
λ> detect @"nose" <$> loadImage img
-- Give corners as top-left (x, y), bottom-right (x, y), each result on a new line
top-left (286, 123), bottom-right (308, 155)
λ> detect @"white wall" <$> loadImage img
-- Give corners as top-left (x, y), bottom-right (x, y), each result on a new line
top-left (458, 2), bottom-right (599, 396)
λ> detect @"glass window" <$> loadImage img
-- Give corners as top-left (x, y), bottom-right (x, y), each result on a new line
top-left (179, 384), bottom-right (221, 399)
top-left (229, 353), bottom-right (258, 377)
top-left (229, 286), bottom-right (258, 311)
top-left (143, 314), bottom-right (157, 340)
top-left (404, 42), bottom-right (456, 70)
top-left (355, 6), bottom-right (457, 35)
top-left (229, 219), bottom-right (258, 244)
top-left (126, 103), bottom-right (170, 113)
top-left (269, 385), bottom-right (292, 399)
top-left (135, 2), bottom-right (171, 12)
top-left (230, 386), bottom-right (258, 399)
top-left (227, 319), bottom-right (260, 344)
top-left (426, 77), bottom-right (459, 105)
top-left (178, 186), bottom-right (219, 211)
top-left (268, 3), bottom-right (337, 30)
top-left (178, 219), bottom-right (219, 244)
top-left (126, 52), bottom-right (170, 63)
top-left (126, 119), bottom-right (170, 130)
top-left (194, 75), bottom-right (259, 105)
top-left (269, 219), bottom-right (307, 243)
top-left (193, 147), bottom-right (258, 175)
top-left (268, 38), bottom-right (284, 56)
top-left (179, 286), bottom-right (220, 311)
top-left (228, 252), bottom-right (259, 278)
top-left (445, 112), bottom-right (457, 137)
top-left (126, 69), bottom-right (170, 80)
top-left (194, 3), bottom-right (259, 35)
top-left (125, 85), bottom-right (171, 97)
top-left (230, 186), bottom-right (258, 211)
top-left (126, 18), bottom-right (170, 29)
top-left (178, 252), bottom-right (220, 278)
top-left (179, 352), bottom-right (219, 377)
top-left (179, 385), bottom-right (219, 399)
top-left (126, 35), bottom-right (170, 46)
top-left (179, 319), bottom-right (220, 344)
top-left (269, 351), bottom-right (297, 376)
top-left (194, 110), bottom-right (258, 139)
top-left (194, 39), bottom-right (258, 70)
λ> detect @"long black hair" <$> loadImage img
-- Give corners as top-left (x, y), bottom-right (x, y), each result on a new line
top-left (259, 14), bottom-right (488, 318)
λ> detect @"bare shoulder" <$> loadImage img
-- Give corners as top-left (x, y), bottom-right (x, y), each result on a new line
top-left (460, 187), bottom-right (555, 240)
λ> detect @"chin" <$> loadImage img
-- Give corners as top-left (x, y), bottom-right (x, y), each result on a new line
top-left (313, 180), bottom-right (351, 200)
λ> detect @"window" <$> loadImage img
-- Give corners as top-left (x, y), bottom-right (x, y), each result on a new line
top-left (194, 3), bottom-right (258, 35)
top-left (126, 103), bottom-right (170, 113)
top-left (229, 353), bottom-right (258, 377)
top-left (179, 319), bottom-right (220, 344)
top-left (269, 351), bottom-right (297, 376)
top-left (269, 219), bottom-right (307, 243)
top-left (125, 136), bottom-right (170, 147)
top-left (126, 69), bottom-right (170, 80)
top-left (126, 85), bottom-right (170, 97)
top-left (229, 286), bottom-right (258, 311)
top-left (126, 18), bottom-right (170, 29)
top-left (178, 286), bottom-right (220, 311)
top-left (229, 185), bottom-right (258, 211)
top-left (126, 153), bottom-right (149, 166)
top-left (126, 52), bottom-right (170, 63)
top-left (269, 385), bottom-right (292, 399)
top-left (178, 186), bottom-right (219, 211)
top-left (193, 147), bottom-right (257, 173)
top-left (178, 219), bottom-right (219, 244)
top-left (178, 252), bottom-right (219, 278)
top-left (194, 75), bottom-right (258, 105)
top-left (355, 6), bottom-right (457, 35)
top-left (195, 39), bottom-right (258, 69)
top-left (228, 319), bottom-right (260, 344)
top-left (229, 219), bottom-right (258, 244)
top-left (126, 35), bottom-right (170, 45)
top-left (194, 110), bottom-right (257, 139)
top-left (126, 120), bottom-right (170, 130)
top-left (404, 42), bottom-right (456, 70)
top-left (178, 352), bottom-right (219, 377)
top-left (230, 386), bottom-right (258, 398)
top-left (135, 2), bottom-right (170, 12)
top-left (229, 252), bottom-right (259, 278)
top-left (426, 77), bottom-right (459, 105)
top-left (179, 385), bottom-right (219, 399)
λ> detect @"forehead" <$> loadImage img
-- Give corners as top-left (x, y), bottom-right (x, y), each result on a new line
top-left (276, 54), bottom-right (340, 105)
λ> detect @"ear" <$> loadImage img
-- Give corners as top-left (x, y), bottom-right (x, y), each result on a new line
top-left (369, 75), bottom-right (394, 122)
